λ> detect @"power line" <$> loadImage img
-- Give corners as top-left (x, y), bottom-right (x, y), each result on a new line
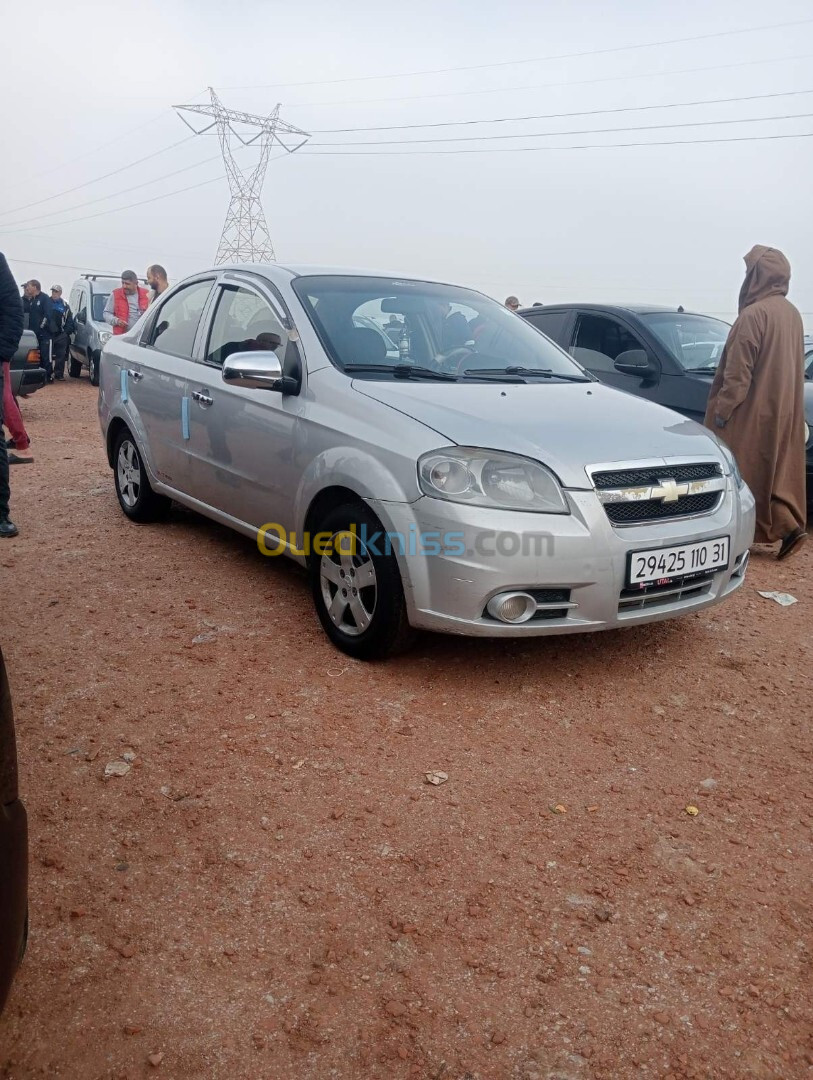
top-left (301, 130), bottom-right (813, 155)
top-left (0, 135), bottom-right (197, 219)
top-left (310, 111), bottom-right (813, 148)
top-left (217, 18), bottom-right (813, 90)
top-left (311, 87), bottom-right (813, 134)
top-left (281, 52), bottom-right (813, 110)
top-left (1, 146), bottom-right (251, 230)
top-left (0, 153), bottom-right (292, 234)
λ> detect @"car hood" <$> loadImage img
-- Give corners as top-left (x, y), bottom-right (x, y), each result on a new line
top-left (353, 380), bottom-right (725, 488)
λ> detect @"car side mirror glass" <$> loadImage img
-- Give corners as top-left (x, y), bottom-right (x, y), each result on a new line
top-left (614, 349), bottom-right (657, 377)
top-left (76, 311), bottom-right (86, 324)
top-left (222, 350), bottom-right (285, 391)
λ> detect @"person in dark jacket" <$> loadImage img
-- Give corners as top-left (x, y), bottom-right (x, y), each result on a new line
top-left (49, 285), bottom-right (75, 380)
top-left (23, 280), bottom-right (57, 382)
top-left (0, 253), bottom-right (25, 537)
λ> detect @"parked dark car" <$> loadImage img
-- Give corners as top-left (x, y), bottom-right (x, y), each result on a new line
top-left (9, 328), bottom-right (45, 398)
top-left (0, 645), bottom-right (27, 1015)
top-left (520, 303), bottom-right (813, 499)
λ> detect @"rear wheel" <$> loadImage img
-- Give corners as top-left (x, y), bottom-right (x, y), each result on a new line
top-left (89, 351), bottom-right (100, 386)
top-left (310, 501), bottom-right (415, 660)
top-left (113, 429), bottom-right (170, 523)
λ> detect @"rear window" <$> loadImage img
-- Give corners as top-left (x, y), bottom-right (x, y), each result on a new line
top-left (522, 309), bottom-right (570, 343)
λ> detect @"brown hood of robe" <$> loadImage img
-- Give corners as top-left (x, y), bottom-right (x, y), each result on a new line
top-left (738, 245), bottom-right (790, 312)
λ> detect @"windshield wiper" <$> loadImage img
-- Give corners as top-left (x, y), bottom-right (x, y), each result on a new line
top-left (463, 366), bottom-right (590, 382)
top-left (344, 363), bottom-right (457, 381)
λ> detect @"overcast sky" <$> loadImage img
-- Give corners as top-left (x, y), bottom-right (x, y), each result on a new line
top-left (1, 0), bottom-right (811, 325)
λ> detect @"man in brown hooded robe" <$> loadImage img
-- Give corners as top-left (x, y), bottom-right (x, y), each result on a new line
top-left (705, 245), bottom-right (807, 559)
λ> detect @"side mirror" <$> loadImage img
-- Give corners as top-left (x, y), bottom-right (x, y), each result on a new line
top-left (614, 349), bottom-right (659, 378)
top-left (222, 350), bottom-right (286, 391)
top-left (76, 311), bottom-right (86, 325)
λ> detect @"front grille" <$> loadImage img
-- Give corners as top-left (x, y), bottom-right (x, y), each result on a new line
top-left (593, 463), bottom-right (721, 489)
top-left (618, 574), bottom-right (714, 612)
top-left (604, 491), bottom-right (721, 524)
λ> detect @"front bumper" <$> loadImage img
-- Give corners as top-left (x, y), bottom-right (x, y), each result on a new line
top-left (370, 481), bottom-right (755, 637)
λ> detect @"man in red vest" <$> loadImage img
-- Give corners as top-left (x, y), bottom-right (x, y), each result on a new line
top-left (103, 270), bottom-right (149, 335)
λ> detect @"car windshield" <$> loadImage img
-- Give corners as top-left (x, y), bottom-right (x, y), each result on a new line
top-left (640, 312), bottom-right (730, 372)
top-left (92, 293), bottom-right (110, 322)
top-left (292, 275), bottom-right (589, 382)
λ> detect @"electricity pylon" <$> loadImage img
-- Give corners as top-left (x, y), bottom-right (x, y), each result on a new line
top-left (174, 87), bottom-right (310, 264)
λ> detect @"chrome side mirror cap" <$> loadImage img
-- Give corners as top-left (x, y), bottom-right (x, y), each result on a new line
top-left (222, 350), bottom-right (284, 390)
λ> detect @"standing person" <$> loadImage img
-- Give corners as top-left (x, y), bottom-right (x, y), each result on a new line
top-left (146, 264), bottom-right (169, 303)
top-left (103, 270), bottom-right (149, 334)
top-left (505, 296), bottom-right (521, 312)
top-left (23, 279), bottom-right (57, 382)
top-left (49, 285), bottom-right (75, 380)
top-left (705, 245), bottom-right (807, 560)
top-left (0, 253), bottom-right (25, 537)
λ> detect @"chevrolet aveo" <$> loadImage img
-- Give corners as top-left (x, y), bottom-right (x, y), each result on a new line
top-left (98, 266), bottom-right (755, 659)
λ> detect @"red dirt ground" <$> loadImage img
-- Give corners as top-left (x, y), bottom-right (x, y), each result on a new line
top-left (1, 380), bottom-right (812, 1079)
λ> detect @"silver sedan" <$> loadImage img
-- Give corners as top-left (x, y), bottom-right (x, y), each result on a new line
top-left (99, 265), bottom-right (755, 658)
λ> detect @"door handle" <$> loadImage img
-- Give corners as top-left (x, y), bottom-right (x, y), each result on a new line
top-left (192, 390), bottom-right (213, 406)
top-left (127, 369), bottom-right (144, 381)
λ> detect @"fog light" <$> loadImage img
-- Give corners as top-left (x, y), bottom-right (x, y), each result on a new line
top-left (486, 592), bottom-right (537, 624)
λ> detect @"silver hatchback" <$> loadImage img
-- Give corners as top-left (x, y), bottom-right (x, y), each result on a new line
top-left (98, 265), bottom-right (755, 659)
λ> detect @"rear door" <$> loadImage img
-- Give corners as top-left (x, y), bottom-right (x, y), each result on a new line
top-left (124, 277), bottom-right (215, 492)
top-left (184, 276), bottom-right (302, 531)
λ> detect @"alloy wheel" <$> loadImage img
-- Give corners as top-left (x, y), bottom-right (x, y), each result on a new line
top-left (319, 530), bottom-right (377, 636)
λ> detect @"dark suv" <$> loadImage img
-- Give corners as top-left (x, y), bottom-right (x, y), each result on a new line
top-left (520, 303), bottom-right (813, 496)
top-left (0, 646), bottom-right (27, 1014)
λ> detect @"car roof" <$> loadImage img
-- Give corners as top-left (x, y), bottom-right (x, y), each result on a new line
top-left (213, 263), bottom-right (471, 289)
top-left (518, 302), bottom-right (716, 318)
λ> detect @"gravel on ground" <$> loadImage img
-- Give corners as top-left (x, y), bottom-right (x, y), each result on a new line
top-left (1, 380), bottom-right (812, 1079)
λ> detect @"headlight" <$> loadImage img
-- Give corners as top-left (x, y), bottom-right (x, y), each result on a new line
top-left (418, 447), bottom-right (569, 513)
top-left (805, 421), bottom-right (810, 445)
top-left (99, 330), bottom-right (112, 345)
top-left (715, 439), bottom-right (744, 488)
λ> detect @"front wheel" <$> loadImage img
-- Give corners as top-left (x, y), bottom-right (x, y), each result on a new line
top-left (113, 430), bottom-right (170, 523)
top-left (310, 502), bottom-right (415, 660)
top-left (89, 352), bottom-right (100, 386)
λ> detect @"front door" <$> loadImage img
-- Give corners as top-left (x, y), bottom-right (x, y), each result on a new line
top-left (570, 312), bottom-right (665, 408)
top-left (71, 286), bottom-right (90, 363)
top-left (184, 280), bottom-right (301, 534)
top-left (126, 278), bottom-right (214, 492)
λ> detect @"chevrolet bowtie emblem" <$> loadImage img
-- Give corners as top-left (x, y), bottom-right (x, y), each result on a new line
top-left (650, 478), bottom-right (687, 503)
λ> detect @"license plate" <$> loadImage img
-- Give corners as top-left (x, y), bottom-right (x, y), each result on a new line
top-left (627, 536), bottom-right (730, 587)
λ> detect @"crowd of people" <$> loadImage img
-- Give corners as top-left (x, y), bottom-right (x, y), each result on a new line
top-left (0, 260), bottom-right (169, 537)
top-left (0, 250), bottom-right (807, 558)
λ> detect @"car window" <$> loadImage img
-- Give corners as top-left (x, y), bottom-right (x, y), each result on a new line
top-left (205, 284), bottom-right (287, 367)
top-left (75, 291), bottom-right (87, 321)
top-left (522, 309), bottom-right (570, 343)
top-left (573, 314), bottom-right (644, 369)
top-left (149, 280), bottom-right (213, 358)
top-left (293, 275), bottom-right (587, 381)
top-left (640, 313), bottom-right (730, 372)
top-left (91, 291), bottom-right (110, 323)
top-left (69, 288), bottom-right (81, 313)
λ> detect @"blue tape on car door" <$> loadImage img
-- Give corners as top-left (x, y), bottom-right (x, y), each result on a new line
top-left (181, 395), bottom-right (190, 440)
top-left (120, 367), bottom-right (128, 402)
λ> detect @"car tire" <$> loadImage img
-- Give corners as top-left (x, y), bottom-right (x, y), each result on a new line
top-left (89, 352), bottom-right (100, 387)
top-left (68, 357), bottom-right (83, 379)
top-left (113, 429), bottom-right (170, 523)
top-left (310, 501), bottom-right (415, 660)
